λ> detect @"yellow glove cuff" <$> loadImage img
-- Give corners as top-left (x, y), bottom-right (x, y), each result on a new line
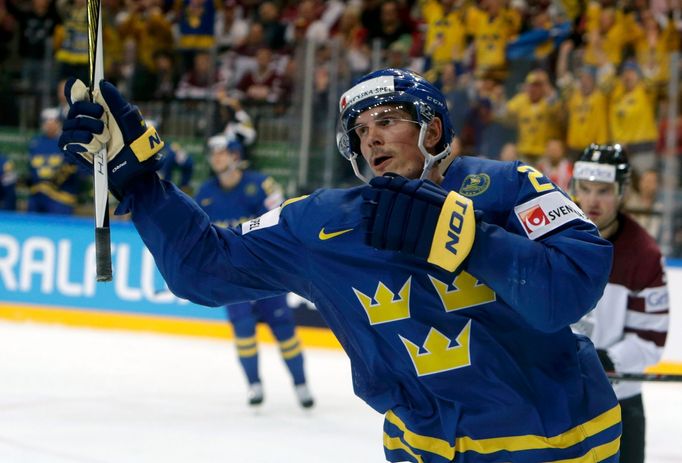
top-left (427, 191), bottom-right (476, 272)
top-left (129, 126), bottom-right (165, 162)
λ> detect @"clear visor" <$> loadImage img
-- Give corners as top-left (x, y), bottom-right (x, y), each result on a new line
top-left (336, 103), bottom-right (417, 160)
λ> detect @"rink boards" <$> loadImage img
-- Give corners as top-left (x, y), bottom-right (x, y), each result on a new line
top-left (0, 211), bottom-right (681, 372)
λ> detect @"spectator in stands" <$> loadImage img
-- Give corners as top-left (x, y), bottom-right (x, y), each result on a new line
top-left (334, 4), bottom-right (369, 82)
top-left (461, 97), bottom-right (508, 159)
top-left (582, 1), bottom-right (630, 68)
top-left (4, 0), bottom-right (61, 92)
top-left (362, 0), bottom-right (413, 53)
top-left (632, 8), bottom-right (680, 102)
top-left (27, 107), bottom-right (82, 214)
top-left (420, 0), bottom-right (468, 74)
top-left (145, 49), bottom-right (180, 101)
top-left (175, 49), bottom-right (228, 100)
top-left (235, 46), bottom-right (283, 105)
top-left (433, 62), bottom-right (470, 138)
top-left (466, 0), bottom-right (521, 81)
top-left (0, 154), bottom-right (17, 211)
top-left (256, 1), bottom-right (286, 50)
top-left (0, 3), bottom-right (15, 69)
top-left (215, 0), bottom-right (249, 51)
top-left (503, 69), bottom-right (560, 165)
top-left (626, 169), bottom-right (663, 240)
top-left (608, 60), bottom-right (658, 174)
top-left (556, 41), bottom-right (609, 160)
top-left (173, 0), bottom-right (220, 71)
top-left (54, 0), bottom-right (89, 82)
top-left (537, 139), bottom-right (573, 192)
top-left (499, 142), bottom-right (519, 161)
top-left (117, 0), bottom-right (174, 76)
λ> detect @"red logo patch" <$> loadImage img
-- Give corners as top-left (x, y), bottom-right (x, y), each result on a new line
top-left (518, 204), bottom-right (550, 234)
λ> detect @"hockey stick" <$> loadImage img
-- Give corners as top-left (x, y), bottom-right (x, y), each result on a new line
top-left (87, 0), bottom-right (112, 282)
top-left (607, 372), bottom-right (682, 382)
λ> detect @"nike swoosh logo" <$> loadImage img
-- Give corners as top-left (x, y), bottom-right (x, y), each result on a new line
top-left (319, 228), bottom-right (354, 240)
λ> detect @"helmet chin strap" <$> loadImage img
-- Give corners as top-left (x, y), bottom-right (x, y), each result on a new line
top-left (417, 121), bottom-right (450, 180)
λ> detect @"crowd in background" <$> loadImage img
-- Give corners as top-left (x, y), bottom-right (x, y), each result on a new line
top-left (0, 0), bottom-right (681, 248)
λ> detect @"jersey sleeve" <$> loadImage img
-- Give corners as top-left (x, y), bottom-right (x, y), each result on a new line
top-left (466, 163), bottom-right (613, 332)
top-left (609, 251), bottom-right (668, 372)
top-left (117, 173), bottom-right (312, 307)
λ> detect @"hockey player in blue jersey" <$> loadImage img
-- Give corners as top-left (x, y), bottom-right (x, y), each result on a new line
top-left (28, 107), bottom-right (82, 214)
top-left (195, 135), bottom-right (314, 408)
top-left (59, 68), bottom-right (620, 463)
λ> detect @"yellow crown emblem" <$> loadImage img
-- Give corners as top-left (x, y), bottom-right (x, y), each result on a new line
top-left (400, 321), bottom-right (472, 376)
top-left (353, 277), bottom-right (411, 325)
top-left (429, 271), bottom-right (495, 312)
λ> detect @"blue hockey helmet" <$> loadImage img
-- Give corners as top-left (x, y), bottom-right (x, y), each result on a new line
top-left (336, 68), bottom-right (454, 182)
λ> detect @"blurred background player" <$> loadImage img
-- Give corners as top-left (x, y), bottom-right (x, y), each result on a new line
top-left (27, 107), bottom-right (82, 214)
top-left (0, 153), bottom-right (17, 210)
top-left (152, 119), bottom-right (195, 196)
top-left (572, 144), bottom-right (669, 463)
top-left (195, 135), bottom-right (314, 408)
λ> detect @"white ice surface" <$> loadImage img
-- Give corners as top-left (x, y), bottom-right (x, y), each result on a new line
top-left (0, 321), bottom-right (679, 463)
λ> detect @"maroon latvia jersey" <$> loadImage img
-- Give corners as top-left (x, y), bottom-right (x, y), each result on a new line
top-left (573, 213), bottom-right (669, 399)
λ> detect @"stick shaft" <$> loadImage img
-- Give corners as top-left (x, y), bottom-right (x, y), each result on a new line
top-left (87, 0), bottom-right (112, 282)
top-left (607, 372), bottom-right (682, 382)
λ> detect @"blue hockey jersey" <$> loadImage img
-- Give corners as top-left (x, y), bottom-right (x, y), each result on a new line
top-left (194, 170), bottom-right (283, 228)
top-left (28, 134), bottom-right (81, 206)
top-left (120, 156), bottom-right (620, 463)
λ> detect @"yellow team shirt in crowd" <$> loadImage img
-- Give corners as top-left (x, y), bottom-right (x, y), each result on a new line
top-left (633, 21), bottom-right (680, 86)
top-left (565, 89), bottom-right (609, 151)
top-left (506, 93), bottom-right (559, 158)
top-left (424, 10), bottom-right (468, 66)
top-left (609, 82), bottom-right (658, 145)
top-left (466, 6), bottom-right (520, 71)
top-left (583, 3), bottom-right (630, 67)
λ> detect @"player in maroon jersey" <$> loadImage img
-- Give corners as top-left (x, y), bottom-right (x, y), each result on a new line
top-left (572, 144), bottom-right (669, 463)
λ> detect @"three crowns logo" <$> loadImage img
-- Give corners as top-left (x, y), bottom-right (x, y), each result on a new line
top-left (353, 277), bottom-right (411, 325)
top-left (400, 321), bottom-right (472, 376)
top-left (428, 271), bottom-right (496, 312)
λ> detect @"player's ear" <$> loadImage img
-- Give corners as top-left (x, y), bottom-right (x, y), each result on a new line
top-left (424, 117), bottom-right (443, 151)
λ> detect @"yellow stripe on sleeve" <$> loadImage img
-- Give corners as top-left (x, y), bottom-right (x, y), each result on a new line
top-left (385, 404), bottom-right (620, 460)
top-left (386, 411), bottom-right (455, 460)
top-left (383, 432), bottom-right (424, 463)
top-left (455, 405), bottom-right (621, 454)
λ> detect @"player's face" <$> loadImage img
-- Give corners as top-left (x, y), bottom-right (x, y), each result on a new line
top-left (574, 180), bottom-right (620, 229)
top-left (208, 148), bottom-right (236, 175)
top-left (353, 105), bottom-right (425, 179)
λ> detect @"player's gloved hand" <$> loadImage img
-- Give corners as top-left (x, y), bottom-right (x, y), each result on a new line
top-left (361, 173), bottom-right (476, 272)
top-left (58, 78), bottom-right (165, 199)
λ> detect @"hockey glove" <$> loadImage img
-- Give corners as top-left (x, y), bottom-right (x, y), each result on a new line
top-left (58, 78), bottom-right (165, 199)
top-left (362, 174), bottom-right (476, 273)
